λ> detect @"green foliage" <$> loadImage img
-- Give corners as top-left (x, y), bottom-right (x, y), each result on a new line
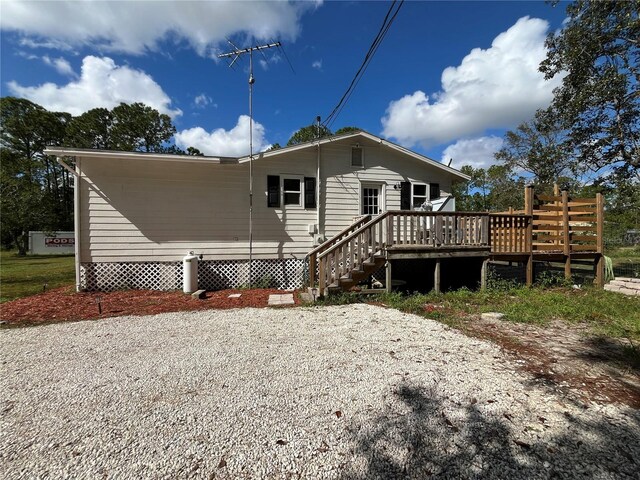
top-left (495, 108), bottom-right (574, 188)
top-left (286, 124), bottom-right (332, 146)
top-left (334, 126), bottom-right (362, 135)
top-left (540, 0), bottom-right (639, 178)
top-left (451, 164), bottom-right (525, 212)
top-left (319, 285), bottom-right (640, 342)
top-left (0, 249), bottom-right (75, 302)
top-left (64, 108), bottom-right (114, 149)
top-left (0, 97), bottom-right (72, 253)
top-left (110, 102), bottom-right (176, 152)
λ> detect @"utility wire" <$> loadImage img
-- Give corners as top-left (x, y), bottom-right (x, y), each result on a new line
top-left (323, 0), bottom-right (404, 130)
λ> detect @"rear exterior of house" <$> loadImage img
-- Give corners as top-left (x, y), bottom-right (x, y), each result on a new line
top-left (46, 131), bottom-right (468, 291)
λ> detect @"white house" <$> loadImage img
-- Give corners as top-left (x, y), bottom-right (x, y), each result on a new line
top-left (45, 130), bottom-right (469, 291)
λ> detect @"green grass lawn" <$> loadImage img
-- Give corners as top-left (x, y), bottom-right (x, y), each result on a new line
top-left (0, 249), bottom-right (75, 303)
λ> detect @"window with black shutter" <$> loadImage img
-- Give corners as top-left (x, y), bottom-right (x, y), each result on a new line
top-left (304, 177), bottom-right (316, 209)
top-left (267, 175), bottom-right (280, 207)
top-left (400, 181), bottom-right (411, 210)
top-left (430, 183), bottom-right (441, 199)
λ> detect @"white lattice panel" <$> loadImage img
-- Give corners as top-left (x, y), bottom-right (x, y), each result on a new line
top-left (80, 262), bottom-right (180, 291)
top-left (80, 259), bottom-right (307, 292)
top-left (199, 259), bottom-right (305, 290)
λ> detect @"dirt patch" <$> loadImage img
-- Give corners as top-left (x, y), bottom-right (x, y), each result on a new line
top-left (462, 317), bottom-right (640, 409)
top-left (0, 287), bottom-right (300, 327)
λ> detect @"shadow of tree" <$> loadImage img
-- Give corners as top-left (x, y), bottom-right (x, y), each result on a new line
top-left (340, 383), bottom-right (640, 479)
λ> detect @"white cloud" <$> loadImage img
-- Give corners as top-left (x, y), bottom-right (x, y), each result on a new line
top-left (42, 56), bottom-right (75, 77)
top-left (312, 59), bottom-right (322, 70)
top-left (441, 136), bottom-right (504, 170)
top-left (175, 115), bottom-right (269, 157)
top-left (193, 94), bottom-right (214, 108)
top-left (1, 0), bottom-right (318, 55)
top-left (7, 55), bottom-right (181, 117)
top-left (381, 17), bottom-right (563, 148)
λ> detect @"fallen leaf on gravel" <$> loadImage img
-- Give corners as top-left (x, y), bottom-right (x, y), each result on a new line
top-left (317, 441), bottom-right (329, 453)
top-left (471, 397), bottom-right (478, 405)
top-left (335, 410), bottom-right (342, 418)
top-left (487, 399), bottom-right (496, 403)
top-left (514, 439), bottom-right (531, 449)
top-left (276, 440), bottom-right (288, 446)
top-left (217, 458), bottom-right (227, 468)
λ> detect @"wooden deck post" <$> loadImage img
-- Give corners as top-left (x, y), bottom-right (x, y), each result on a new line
top-left (524, 185), bottom-right (534, 286)
top-left (481, 258), bottom-right (488, 290)
top-left (385, 259), bottom-right (392, 293)
top-left (434, 259), bottom-right (441, 294)
top-left (309, 253), bottom-right (317, 287)
top-left (318, 256), bottom-right (326, 296)
top-left (562, 190), bottom-right (571, 281)
top-left (595, 192), bottom-right (605, 288)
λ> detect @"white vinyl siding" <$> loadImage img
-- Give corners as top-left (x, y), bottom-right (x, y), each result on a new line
top-left (79, 154), bottom-right (318, 263)
top-left (320, 143), bottom-right (452, 239)
top-left (77, 136), bottom-right (457, 264)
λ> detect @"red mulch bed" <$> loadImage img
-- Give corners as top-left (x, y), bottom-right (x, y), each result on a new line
top-left (0, 287), bottom-right (300, 327)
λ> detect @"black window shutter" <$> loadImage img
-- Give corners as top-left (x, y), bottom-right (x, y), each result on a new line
top-left (430, 183), bottom-right (440, 199)
top-left (400, 181), bottom-right (411, 210)
top-left (267, 175), bottom-right (280, 207)
top-left (304, 177), bottom-right (316, 209)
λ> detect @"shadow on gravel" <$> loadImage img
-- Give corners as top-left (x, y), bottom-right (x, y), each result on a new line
top-left (578, 336), bottom-right (640, 373)
top-left (340, 383), bottom-right (639, 479)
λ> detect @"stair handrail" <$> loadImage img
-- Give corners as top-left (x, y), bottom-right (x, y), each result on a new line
top-left (308, 214), bottom-right (371, 258)
top-left (307, 214), bottom-right (371, 287)
top-left (317, 211), bottom-right (390, 260)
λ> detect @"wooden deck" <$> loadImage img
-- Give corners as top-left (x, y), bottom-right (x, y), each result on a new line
top-left (308, 186), bottom-right (604, 294)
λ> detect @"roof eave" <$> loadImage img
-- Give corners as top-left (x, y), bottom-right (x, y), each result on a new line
top-left (43, 147), bottom-right (237, 164)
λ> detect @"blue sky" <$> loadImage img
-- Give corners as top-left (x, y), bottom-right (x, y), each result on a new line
top-left (0, 1), bottom-right (568, 169)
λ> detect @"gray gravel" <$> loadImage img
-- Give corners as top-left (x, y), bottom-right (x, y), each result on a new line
top-left (1, 304), bottom-right (638, 479)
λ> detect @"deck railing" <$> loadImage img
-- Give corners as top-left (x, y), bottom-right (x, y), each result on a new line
top-left (315, 211), bottom-right (510, 291)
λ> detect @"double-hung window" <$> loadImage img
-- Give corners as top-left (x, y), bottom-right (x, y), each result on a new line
top-left (268, 174), bottom-right (316, 209)
top-left (283, 177), bottom-right (302, 206)
top-left (412, 183), bottom-right (428, 209)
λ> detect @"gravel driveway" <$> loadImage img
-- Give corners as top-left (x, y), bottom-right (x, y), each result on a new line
top-left (1, 304), bottom-right (638, 479)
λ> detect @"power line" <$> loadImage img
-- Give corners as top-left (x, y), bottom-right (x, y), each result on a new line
top-left (323, 0), bottom-right (404, 130)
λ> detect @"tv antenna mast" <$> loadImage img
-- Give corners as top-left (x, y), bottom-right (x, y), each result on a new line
top-left (218, 40), bottom-right (281, 288)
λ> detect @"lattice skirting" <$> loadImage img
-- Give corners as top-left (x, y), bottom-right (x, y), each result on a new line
top-left (80, 259), bottom-right (307, 292)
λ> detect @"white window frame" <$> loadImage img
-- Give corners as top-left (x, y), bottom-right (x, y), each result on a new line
top-left (351, 145), bottom-right (364, 168)
top-left (360, 182), bottom-right (385, 215)
top-left (411, 182), bottom-right (428, 210)
top-left (281, 175), bottom-right (303, 208)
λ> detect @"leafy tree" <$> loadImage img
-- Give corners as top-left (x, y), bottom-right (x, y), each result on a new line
top-left (186, 146), bottom-right (204, 156)
top-left (452, 165), bottom-right (524, 212)
top-left (540, 0), bottom-right (639, 179)
top-left (495, 108), bottom-right (573, 188)
top-left (334, 126), bottom-right (362, 135)
top-left (286, 124), bottom-right (332, 146)
top-left (111, 102), bottom-right (176, 152)
top-left (266, 143), bottom-right (281, 151)
top-left (0, 97), bottom-right (71, 252)
top-left (64, 108), bottom-right (114, 149)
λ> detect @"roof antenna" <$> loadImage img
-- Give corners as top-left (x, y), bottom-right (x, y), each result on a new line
top-left (218, 40), bottom-right (281, 288)
top-left (316, 115), bottom-right (321, 139)
top-left (447, 158), bottom-right (453, 167)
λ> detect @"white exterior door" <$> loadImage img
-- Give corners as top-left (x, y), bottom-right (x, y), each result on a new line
top-left (361, 184), bottom-right (383, 215)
